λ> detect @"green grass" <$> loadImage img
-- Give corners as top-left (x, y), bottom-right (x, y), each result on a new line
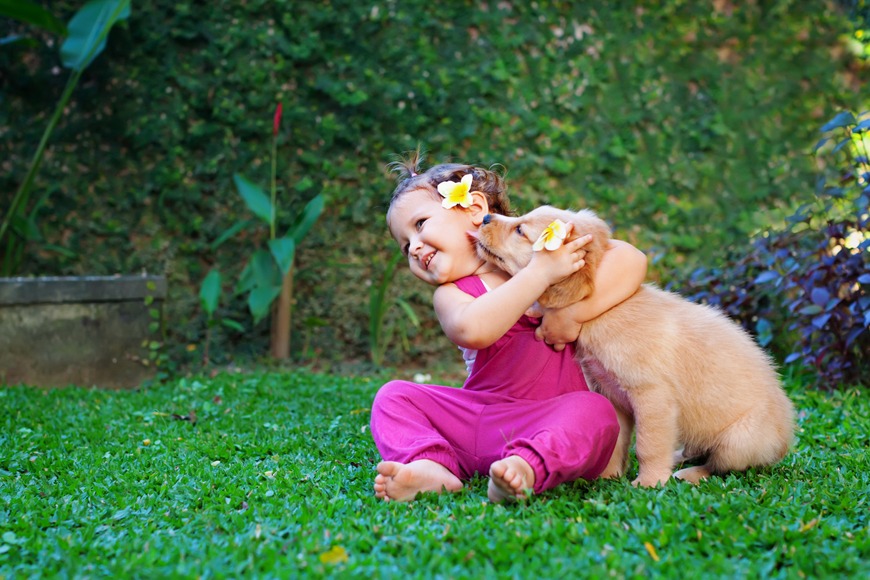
top-left (1, 371), bottom-right (867, 578)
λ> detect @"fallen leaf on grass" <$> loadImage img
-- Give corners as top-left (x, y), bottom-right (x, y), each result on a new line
top-left (319, 546), bottom-right (348, 565)
top-left (153, 410), bottom-right (198, 424)
top-left (644, 542), bottom-right (660, 562)
top-left (171, 410), bottom-right (197, 424)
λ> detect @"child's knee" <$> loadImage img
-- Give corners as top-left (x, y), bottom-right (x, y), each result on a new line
top-left (372, 380), bottom-right (421, 417)
top-left (565, 392), bottom-right (620, 437)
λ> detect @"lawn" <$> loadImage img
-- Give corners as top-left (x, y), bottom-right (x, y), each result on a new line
top-left (1, 370), bottom-right (867, 578)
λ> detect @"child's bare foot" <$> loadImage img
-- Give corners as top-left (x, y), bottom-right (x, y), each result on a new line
top-left (373, 460), bottom-right (463, 502)
top-left (488, 455), bottom-right (535, 503)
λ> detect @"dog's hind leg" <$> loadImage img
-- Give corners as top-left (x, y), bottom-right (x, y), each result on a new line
top-left (677, 395), bottom-right (794, 483)
top-left (600, 405), bottom-right (633, 479)
top-left (672, 445), bottom-right (712, 482)
top-left (673, 464), bottom-right (713, 483)
top-left (629, 386), bottom-right (679, 487)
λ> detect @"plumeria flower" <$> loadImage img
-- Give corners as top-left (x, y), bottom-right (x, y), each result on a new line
top-left (533, 219), bottom-right (569, 251)
top-left (437, 174), bottom-right (474, 209)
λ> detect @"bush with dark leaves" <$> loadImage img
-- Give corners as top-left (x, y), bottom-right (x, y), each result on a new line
top-left (673, 111), bottom-right (869, 390)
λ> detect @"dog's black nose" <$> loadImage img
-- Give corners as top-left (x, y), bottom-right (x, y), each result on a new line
top-left (482, 214), bottom-right (492, 225)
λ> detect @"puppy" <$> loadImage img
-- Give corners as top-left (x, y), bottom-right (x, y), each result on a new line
top-left (475, 206), bottom-right (795, 487)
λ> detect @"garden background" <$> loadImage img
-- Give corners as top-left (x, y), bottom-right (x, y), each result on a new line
top-left (2, 1), bottom-right (869, 577)
top-left (1, 0), bottom-right (867, 381)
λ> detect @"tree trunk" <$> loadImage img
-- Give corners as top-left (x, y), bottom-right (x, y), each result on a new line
top-left (270, 267), bottom-right (294, 359)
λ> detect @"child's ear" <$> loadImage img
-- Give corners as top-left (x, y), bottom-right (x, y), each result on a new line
top-left (469, 191), bottom-right (490, 226)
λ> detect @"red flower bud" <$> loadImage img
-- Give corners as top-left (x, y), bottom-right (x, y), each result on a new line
top-left (273, 102), bottom-right (283, 136)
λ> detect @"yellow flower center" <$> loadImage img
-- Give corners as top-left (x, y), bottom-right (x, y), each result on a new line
top-left (532, 219), bottom-right (569, 251)
top-left (437, 174), bottom-right (474, 209)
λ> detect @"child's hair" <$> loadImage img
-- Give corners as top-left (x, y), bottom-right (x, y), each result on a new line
top-left (387, 149), bottom-right (513, 216)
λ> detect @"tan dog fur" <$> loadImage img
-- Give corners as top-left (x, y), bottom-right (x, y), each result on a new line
top-left (476, 206), bottom-right (795, 487)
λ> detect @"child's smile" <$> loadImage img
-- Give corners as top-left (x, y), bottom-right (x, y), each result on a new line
top-left (387, 188), bottom-right (486, 286)
top-left (422, 250), bottom-right (436, 270)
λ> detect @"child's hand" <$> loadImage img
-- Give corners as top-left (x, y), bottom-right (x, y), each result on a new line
top-left (535, 306), bottom-right (583, 351)
top-left (527, 232), bottom-right (592, 287)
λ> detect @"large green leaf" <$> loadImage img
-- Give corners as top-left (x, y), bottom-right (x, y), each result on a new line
top-left (199, 269), bottom-right (222, 317)
top-left (268, 237), bottom-right (295, 276)
top-left (395, 298), bottom-right (421, 328)
top-left (233, 174), bottom-right (273, 225)
top-left (288, 194), bottom-right (325, 244)
top-left (0, 0), bottom-right (67, 35)
top-left (820, 111), bottom-right (856, 133)
top-left (210, 219), bottom-right (254, 251)
top-left (235, 260), bottom-right (256, 296)
top-left (248, 286), bottom-right (281, 324)
top-left (235, 250), bottom-right (281, 296)
top-left (60, 0), bottom-right (130, 72)
top-left (250, 249), bottom-right (281, 288)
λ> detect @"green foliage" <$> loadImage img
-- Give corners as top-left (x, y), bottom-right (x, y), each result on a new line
top-left (0, 371), bottom-right (868, 577)
top-left (673, 111), bottom-right (869, 389)
top-left (198, 269), bottom-right (221, 319)
top-left (60, 0), bottom-right (130, 71)
top-left (204, 101), bottom-right (325, 338)
top-left (0, 0), bottom-right (864, 368)
top-left (369, 251), bottom-right (421, 366)
top-left (0, 0), bottom-right (66, 38)
top-left (217, 181), bottom-right (324, 324)
top-left (0, 0), bottom-right (130, 275)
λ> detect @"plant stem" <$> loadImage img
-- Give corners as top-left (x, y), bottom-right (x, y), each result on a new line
top-left (271, 268), bottom-right (293, 360)
top-left (0, 68), bottom-right (82, 258)
top-left (270, 132), bottom-right (277, 240)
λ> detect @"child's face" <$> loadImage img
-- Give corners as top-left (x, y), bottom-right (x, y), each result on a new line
top-left (388, 188), bottom-right (484, 286)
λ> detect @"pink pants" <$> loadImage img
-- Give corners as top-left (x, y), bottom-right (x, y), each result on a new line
top-left (371, 380), bottom-right (619, 493)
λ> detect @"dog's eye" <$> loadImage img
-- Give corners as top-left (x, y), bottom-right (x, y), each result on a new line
top-left (515, 225), bottom-right (523, 236)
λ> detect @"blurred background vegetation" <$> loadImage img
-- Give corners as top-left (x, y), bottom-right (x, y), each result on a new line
top-left (1, 0), bottom-right (867, 384)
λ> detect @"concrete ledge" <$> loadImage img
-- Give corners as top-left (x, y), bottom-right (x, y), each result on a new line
top-left (0, 276), bottom-right (166, 389)
top-left (0, 275), bottom-right (167, 305)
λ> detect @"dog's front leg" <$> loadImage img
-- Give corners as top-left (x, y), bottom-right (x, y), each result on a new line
top-left (628, 386), bottom-right (679, 487)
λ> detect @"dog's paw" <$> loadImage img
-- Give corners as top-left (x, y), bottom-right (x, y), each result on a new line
top-left (599, 466), bottom-right (624, 480)
top-left (673, 465), bottom-right (712, 484)
top-left (632, 472), bottom-right (671, 488)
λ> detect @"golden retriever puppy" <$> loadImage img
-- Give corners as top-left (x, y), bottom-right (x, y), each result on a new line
top-left (475, 206), bottom-right (795, 487)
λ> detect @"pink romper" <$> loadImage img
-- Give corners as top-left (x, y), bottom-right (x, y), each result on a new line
top-left (370, 275), bottom-right (619, 493)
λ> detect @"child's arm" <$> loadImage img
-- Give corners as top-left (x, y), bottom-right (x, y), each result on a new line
top-left (536, 239), bottom-right (647, 349)
top-left (434, 234), bottom-right (592, 350)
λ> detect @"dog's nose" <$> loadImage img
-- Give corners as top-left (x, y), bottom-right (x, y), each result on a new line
top-left (482, 214), bottom-right (491, 225)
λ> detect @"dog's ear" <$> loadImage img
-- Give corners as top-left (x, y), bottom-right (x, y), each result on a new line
top-left (537, 211), bottom-right (611, 308)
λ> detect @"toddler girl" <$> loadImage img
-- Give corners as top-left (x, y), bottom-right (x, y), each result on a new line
top-left (371, 155), bottom-right (647, 502)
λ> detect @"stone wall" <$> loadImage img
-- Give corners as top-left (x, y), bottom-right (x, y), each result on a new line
top-left (0, 276), bottom-right (166, 389)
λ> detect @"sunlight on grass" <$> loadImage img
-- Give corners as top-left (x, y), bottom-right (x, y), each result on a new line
top-left (0, 371), bottom-right (867, 577)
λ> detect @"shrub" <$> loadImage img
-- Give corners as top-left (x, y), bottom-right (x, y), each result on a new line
top-left (674, 111), bottom-right (869, 389)
top-left (1, 1), bottom-right (863, 369)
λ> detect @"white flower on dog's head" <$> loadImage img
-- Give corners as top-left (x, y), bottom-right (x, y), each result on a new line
top-left (533, 219), bottom-right (569, 251)
top-left (437, 174), bottom-right (474, 209)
